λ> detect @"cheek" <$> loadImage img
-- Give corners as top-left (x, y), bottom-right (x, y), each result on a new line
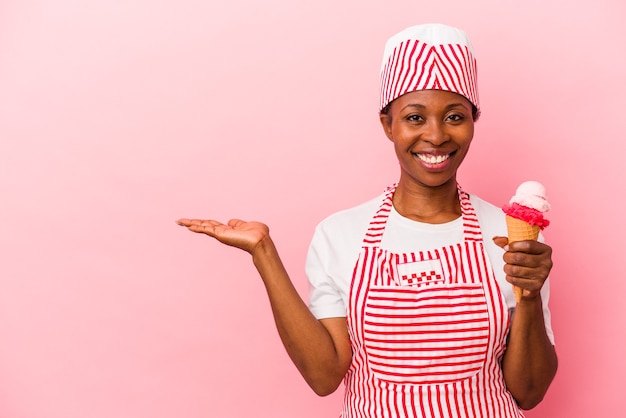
top-left (458, 126), bottom-right (474, 148)
top-left (457, 139), bottom-right (474, 162)
top-left (393, 141), bottom-right (405, 158)
top-left (392, 140), bottom-right (413, 167)
top-left (392, 134), bottom-right (415, 154)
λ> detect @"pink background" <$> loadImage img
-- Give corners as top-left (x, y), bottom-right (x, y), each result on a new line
top-left (1, 0), bottom-right (624, 416)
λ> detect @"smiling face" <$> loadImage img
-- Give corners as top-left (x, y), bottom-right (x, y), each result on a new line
top-left (380, 89), bottom-right (475, 192)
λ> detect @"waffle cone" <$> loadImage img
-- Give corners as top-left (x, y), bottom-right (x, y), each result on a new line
top-left (505, 215), bottom-right (541, 302)
top-left (505, 215), bottom-right (541, 243)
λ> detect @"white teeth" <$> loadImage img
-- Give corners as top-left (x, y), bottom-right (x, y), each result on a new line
top-left (417, 154), bottom-right (449, 164)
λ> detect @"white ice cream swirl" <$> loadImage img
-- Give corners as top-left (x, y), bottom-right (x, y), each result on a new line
top-left (509, 181), bottom-right (551, 213)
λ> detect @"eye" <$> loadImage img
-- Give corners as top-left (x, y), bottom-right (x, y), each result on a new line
top-left (446, 113), bottom-right (465, 122)
top-left (406, 114), bottom-right (424, 122)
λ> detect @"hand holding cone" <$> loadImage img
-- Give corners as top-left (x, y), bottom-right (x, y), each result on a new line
top-left (502, 181), bottom-right (550, 302)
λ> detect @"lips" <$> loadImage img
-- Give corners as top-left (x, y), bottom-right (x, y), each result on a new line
top-left (416, 153), bottom-right (450, 164)
top-left (412, 151), bottom-right (456, 171)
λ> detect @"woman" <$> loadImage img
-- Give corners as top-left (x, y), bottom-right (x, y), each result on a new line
top-left (177, 23), bottom-right (557, 417)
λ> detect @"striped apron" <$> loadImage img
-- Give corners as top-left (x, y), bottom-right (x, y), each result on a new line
top-left (342, 185), bottom-right (522, 417)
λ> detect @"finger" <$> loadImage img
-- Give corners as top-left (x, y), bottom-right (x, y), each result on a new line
top-left (186, 222), bottom-right (222, 236)
top-left (504, 264), bottom-right (552, 295)
top-left (227, 218), bottom-right (246, 227)
top-left (177, 218), bottom-right (222, 227)
top-left (506, 269), bottom-right (546, 290)
top-left (176, 218), bottom-right (208, 227)
top-left (492, 236), bottom-right (509, 250)
top-left (177, 219), bottom-right (225, 236)
top-left (503, 262), bottom-right (547, 279)
top-left (507, 240), bottom-right (552, 256)
top-left (504, 247), bottom-right (553, 271)
top-left (507, 276), bottom-right (544, 296)
top-left (505, 255), bottom-right (553, 278)
top-left (503, 250), bottom-right (543, 268)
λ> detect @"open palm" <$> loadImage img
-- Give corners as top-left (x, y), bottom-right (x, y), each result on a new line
top-left (176, 218), bottom-right (270, 254)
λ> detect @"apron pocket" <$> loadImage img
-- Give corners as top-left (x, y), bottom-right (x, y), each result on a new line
top-left (363, 283), bottom-right (490, 385)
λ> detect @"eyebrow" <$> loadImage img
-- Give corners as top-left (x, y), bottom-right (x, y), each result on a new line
top-left (401, 102), bottom-right (469, 111)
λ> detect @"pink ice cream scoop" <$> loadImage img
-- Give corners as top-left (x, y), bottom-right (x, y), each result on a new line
top-left (502, 181), bottom-right (550, 229)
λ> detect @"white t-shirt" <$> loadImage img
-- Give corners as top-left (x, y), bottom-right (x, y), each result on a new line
top-left (305, 191), bottom-right (555, 344)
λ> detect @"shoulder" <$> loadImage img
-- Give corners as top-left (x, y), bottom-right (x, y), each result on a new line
top-left (310, 193), bottom-right (382, 253)
top-left (468, 193), bottom-right (502, 217)
top-left (317, 194), bottom-right (381, 234)
top-left (468, 193), bottom-right (507, 237)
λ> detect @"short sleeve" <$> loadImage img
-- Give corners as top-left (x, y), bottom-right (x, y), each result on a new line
top-left (304, 200), bottom-right (376, 320)
top-left (305, 224), bottom-right (349, 319)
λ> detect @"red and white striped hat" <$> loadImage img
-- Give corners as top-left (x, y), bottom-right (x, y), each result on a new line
top-left (379, 23), bottom-right (479, 115)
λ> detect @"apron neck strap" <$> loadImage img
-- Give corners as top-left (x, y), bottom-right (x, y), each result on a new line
top-left (361, 183), bottom-right (484, 247)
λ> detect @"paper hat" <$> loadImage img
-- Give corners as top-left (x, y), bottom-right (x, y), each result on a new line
top-left (379, 23), bottom-right (479, 114)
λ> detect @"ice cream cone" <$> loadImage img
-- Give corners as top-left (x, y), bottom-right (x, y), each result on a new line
top-left (503, 181), bottom-right (550, 303)
top-left (505, 215), bottom-right (541, 302)
top-left (505, 215), bottom-right (541, 242)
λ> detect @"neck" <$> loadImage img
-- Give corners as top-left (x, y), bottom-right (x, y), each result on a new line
top-left (392, 178), bottom-right (461, 224)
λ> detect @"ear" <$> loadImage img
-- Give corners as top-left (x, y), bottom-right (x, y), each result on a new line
top-left (379, 113), bottom-right (393, 141)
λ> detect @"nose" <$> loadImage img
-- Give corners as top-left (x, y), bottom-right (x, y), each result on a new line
top-left (421, 120), bottom-right (449, 145)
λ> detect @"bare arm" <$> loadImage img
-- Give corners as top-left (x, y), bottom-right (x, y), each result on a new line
top-left (177, 218), bottom-right (352, 395)
top-left (494, 237), bottom-right (558, 410)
